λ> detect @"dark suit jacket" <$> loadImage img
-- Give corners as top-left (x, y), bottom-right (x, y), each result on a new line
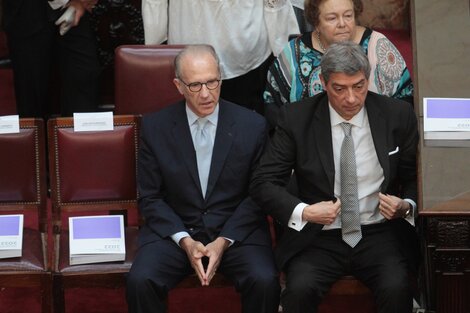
top-left (138, 99), bottom-right (271, 248)
top-left (250, 91), bottom-right (419, 270)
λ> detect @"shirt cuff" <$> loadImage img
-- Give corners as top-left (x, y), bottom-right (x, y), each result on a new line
top-left (171, 231), bottom-right (190, 246)
top-left (222, 237), bottom-right (235, 247)
top-left (288, 203), bottom-right (309, 231)
top-left (48, 0), bottom-right (69, 10)
top-left (403, 198), bottom-right (417, 226)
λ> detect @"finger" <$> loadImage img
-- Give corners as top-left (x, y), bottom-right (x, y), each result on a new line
top-left (195, 243), bottom-right (210, 257)
top-left (193, 259), bottom-right (207, 286)
top-left (379, 205), bottom-right (392, 219)
top-left (205, 256), bottom-right (219, 282)
top-left (55, 15), bottom-right (66, 25)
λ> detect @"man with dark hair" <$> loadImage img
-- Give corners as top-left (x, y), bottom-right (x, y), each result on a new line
top-left (251, 41), bottom-right (419, 313)
top-left (127, 44), bottom-right (280, 313)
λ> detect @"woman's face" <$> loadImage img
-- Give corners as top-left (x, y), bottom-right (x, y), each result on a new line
top-left (317, 0), bottom-right (357, 44)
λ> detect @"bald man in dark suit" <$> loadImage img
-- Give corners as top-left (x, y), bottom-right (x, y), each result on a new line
top-left (126, 44), bottom-right (280, 313)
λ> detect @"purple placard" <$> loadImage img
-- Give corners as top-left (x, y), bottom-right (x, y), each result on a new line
top-left (427, 98), bottom-right (470, 118)
top-left (72, 216), bottom-right (122, 239)
top-left (0, 216), bottom-right (20, 236)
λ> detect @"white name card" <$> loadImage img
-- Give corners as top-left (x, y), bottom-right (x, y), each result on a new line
top-left (0, 115), bottom-right (20, 134)
top-left (423, 98), bottom-right (470, 132)
top-left (0, 214), bottom-right (24, 259)
top-left (73, 112), bottom-right (114, 132)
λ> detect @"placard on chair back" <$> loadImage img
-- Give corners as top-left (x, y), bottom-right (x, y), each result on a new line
top-left (47, 115), bottom-right (140, 313)
top-left (114, 45), bottom-right (185, 115)
top-left (0, 118), bottom-right (51, 313)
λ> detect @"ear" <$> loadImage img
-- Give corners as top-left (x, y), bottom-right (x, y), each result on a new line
top-left (173, 78), bottom-right (184, 95)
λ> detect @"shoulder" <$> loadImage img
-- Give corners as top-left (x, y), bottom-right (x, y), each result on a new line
top-left (279, 92), bottom-right (328, 127)
top-left (366, 92), bottom-right (414, 116)
top-left (141, 101), bottom-right (185, 130)
top-left (220, 99), bottom-right (266, 128)
top-left (285, 92), bottom-right (327, 114)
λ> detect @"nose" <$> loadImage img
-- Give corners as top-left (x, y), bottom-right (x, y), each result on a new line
top-left (199, 84), bottom-right (210, 97)
top-left (338, 16), bottom-right (345, 27)
top-left (346, 88), bottom-right (355, 103)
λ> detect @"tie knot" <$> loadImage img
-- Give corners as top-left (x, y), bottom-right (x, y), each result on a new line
top-left (196, 118), bottom-right (209, 130)
top-left (340, 122), bottom-right (352, 136)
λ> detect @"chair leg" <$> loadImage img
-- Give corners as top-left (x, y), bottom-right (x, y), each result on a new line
top-left (41, 273), bottom-right (53, 313)
top-left (53, 274), bottom-right (66, 313)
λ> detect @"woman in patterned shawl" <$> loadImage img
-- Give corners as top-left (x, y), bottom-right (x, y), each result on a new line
top-left (264, 0), bottom-right (414, 129)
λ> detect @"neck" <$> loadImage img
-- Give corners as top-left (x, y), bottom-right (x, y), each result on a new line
top-left (316, 31), bottom-right (327, 53)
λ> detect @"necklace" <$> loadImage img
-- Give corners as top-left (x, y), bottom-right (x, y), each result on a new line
top-left (316, 31), bottom-right (327, 53)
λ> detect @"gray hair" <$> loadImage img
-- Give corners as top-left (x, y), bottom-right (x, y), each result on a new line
top-left (320, 41), bottom-right (370, 84)
top-left (174, 44), bottom-right (221, 79)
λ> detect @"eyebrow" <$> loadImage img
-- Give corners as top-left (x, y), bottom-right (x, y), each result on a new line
top-left (332, 79), bottom-right (366, 88)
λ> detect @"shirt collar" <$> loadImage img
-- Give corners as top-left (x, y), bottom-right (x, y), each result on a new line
top-left (329, 103), bottom-right (365, 128)
top-left (186, 103), bottom-right (219, 126)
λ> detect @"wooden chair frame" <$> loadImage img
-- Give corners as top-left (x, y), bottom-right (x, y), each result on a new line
top-left (47, 115), bottom-right (140, 313)
top-left (0, 118), bottom-right (51, 313)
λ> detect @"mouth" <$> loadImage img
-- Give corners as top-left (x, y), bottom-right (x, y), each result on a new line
top-left (200, 102), bottom-right (214, 108)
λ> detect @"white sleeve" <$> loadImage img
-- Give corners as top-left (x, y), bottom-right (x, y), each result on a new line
top-left (263, 0), bottom-right (300, 56)
top-left (403, 198), bottom-right (417, 227)
top-left (171, 231), bottom-right (190, 247)
top-left (288, 202), bottom-right (309, 231)
top-left (142, 0), bottom-right (168, 44)
top-left (48, 0), bottom-right (70, 10)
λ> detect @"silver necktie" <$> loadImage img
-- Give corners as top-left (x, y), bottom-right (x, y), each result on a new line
top-left (194, 118), bottom-right (211, 197)
top-left (340, 122), bottom-right (362, 247)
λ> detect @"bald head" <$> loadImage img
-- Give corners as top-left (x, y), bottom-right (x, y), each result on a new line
top-left (174, 44), bottom-right (221, 80)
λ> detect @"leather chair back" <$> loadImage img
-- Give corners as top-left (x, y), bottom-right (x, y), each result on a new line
top-left (47, 114), bottom-right (140, 313)
top-left (114, 45), bottom-right (185, 115)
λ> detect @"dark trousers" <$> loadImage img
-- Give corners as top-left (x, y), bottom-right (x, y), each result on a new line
top-left (6, 10), bottom-right (100, 118)
top-left (220, 55), bottom-right (274, 115)
top-left (127, 238), bottom-right (280, 313)
top-left (282, 223), bottom-right (413, 313)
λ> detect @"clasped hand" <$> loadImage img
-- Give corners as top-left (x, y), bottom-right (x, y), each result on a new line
top-left (180, 236), bottom-right (229, 286)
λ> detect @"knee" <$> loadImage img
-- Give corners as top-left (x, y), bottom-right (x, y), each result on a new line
top-left (250, 269), bottom-right (281, 294)
top-left (284, 274), bottom-right (324, 300)
top-left (375, 271), bottom-right (411, 302)
top-left (126, 267), bottom-right (167, 297)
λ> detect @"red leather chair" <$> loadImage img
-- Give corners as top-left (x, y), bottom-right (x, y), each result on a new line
top-left (114, 45), bottom-right (185, 115)
top-left (0, 118), bottom-right (51, 313)
top-left (47, 115), bottom-right (140, 313)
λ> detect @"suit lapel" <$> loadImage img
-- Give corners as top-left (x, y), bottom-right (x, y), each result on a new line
top-left (366, 99), bottom-right (390, 191)
top-left (171, 103), bottom-right (202, 193)
top-left (205, 102), bottom-right (234, 200)
top-left (313, 97), bottom-right (335, 194)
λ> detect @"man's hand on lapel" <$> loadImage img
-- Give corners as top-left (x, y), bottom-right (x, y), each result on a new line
top-left (180, 237), bottom-right (209, 286)
top-left (378, 192), bottom-right (410, 219)
top-left (204, 237), bottom-right (230, 285)
top-left (302, 199), bottom-right (341, 225)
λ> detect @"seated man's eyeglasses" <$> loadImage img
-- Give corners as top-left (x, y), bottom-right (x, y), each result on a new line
top-left (178, 78), bottom-right (221, 92)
